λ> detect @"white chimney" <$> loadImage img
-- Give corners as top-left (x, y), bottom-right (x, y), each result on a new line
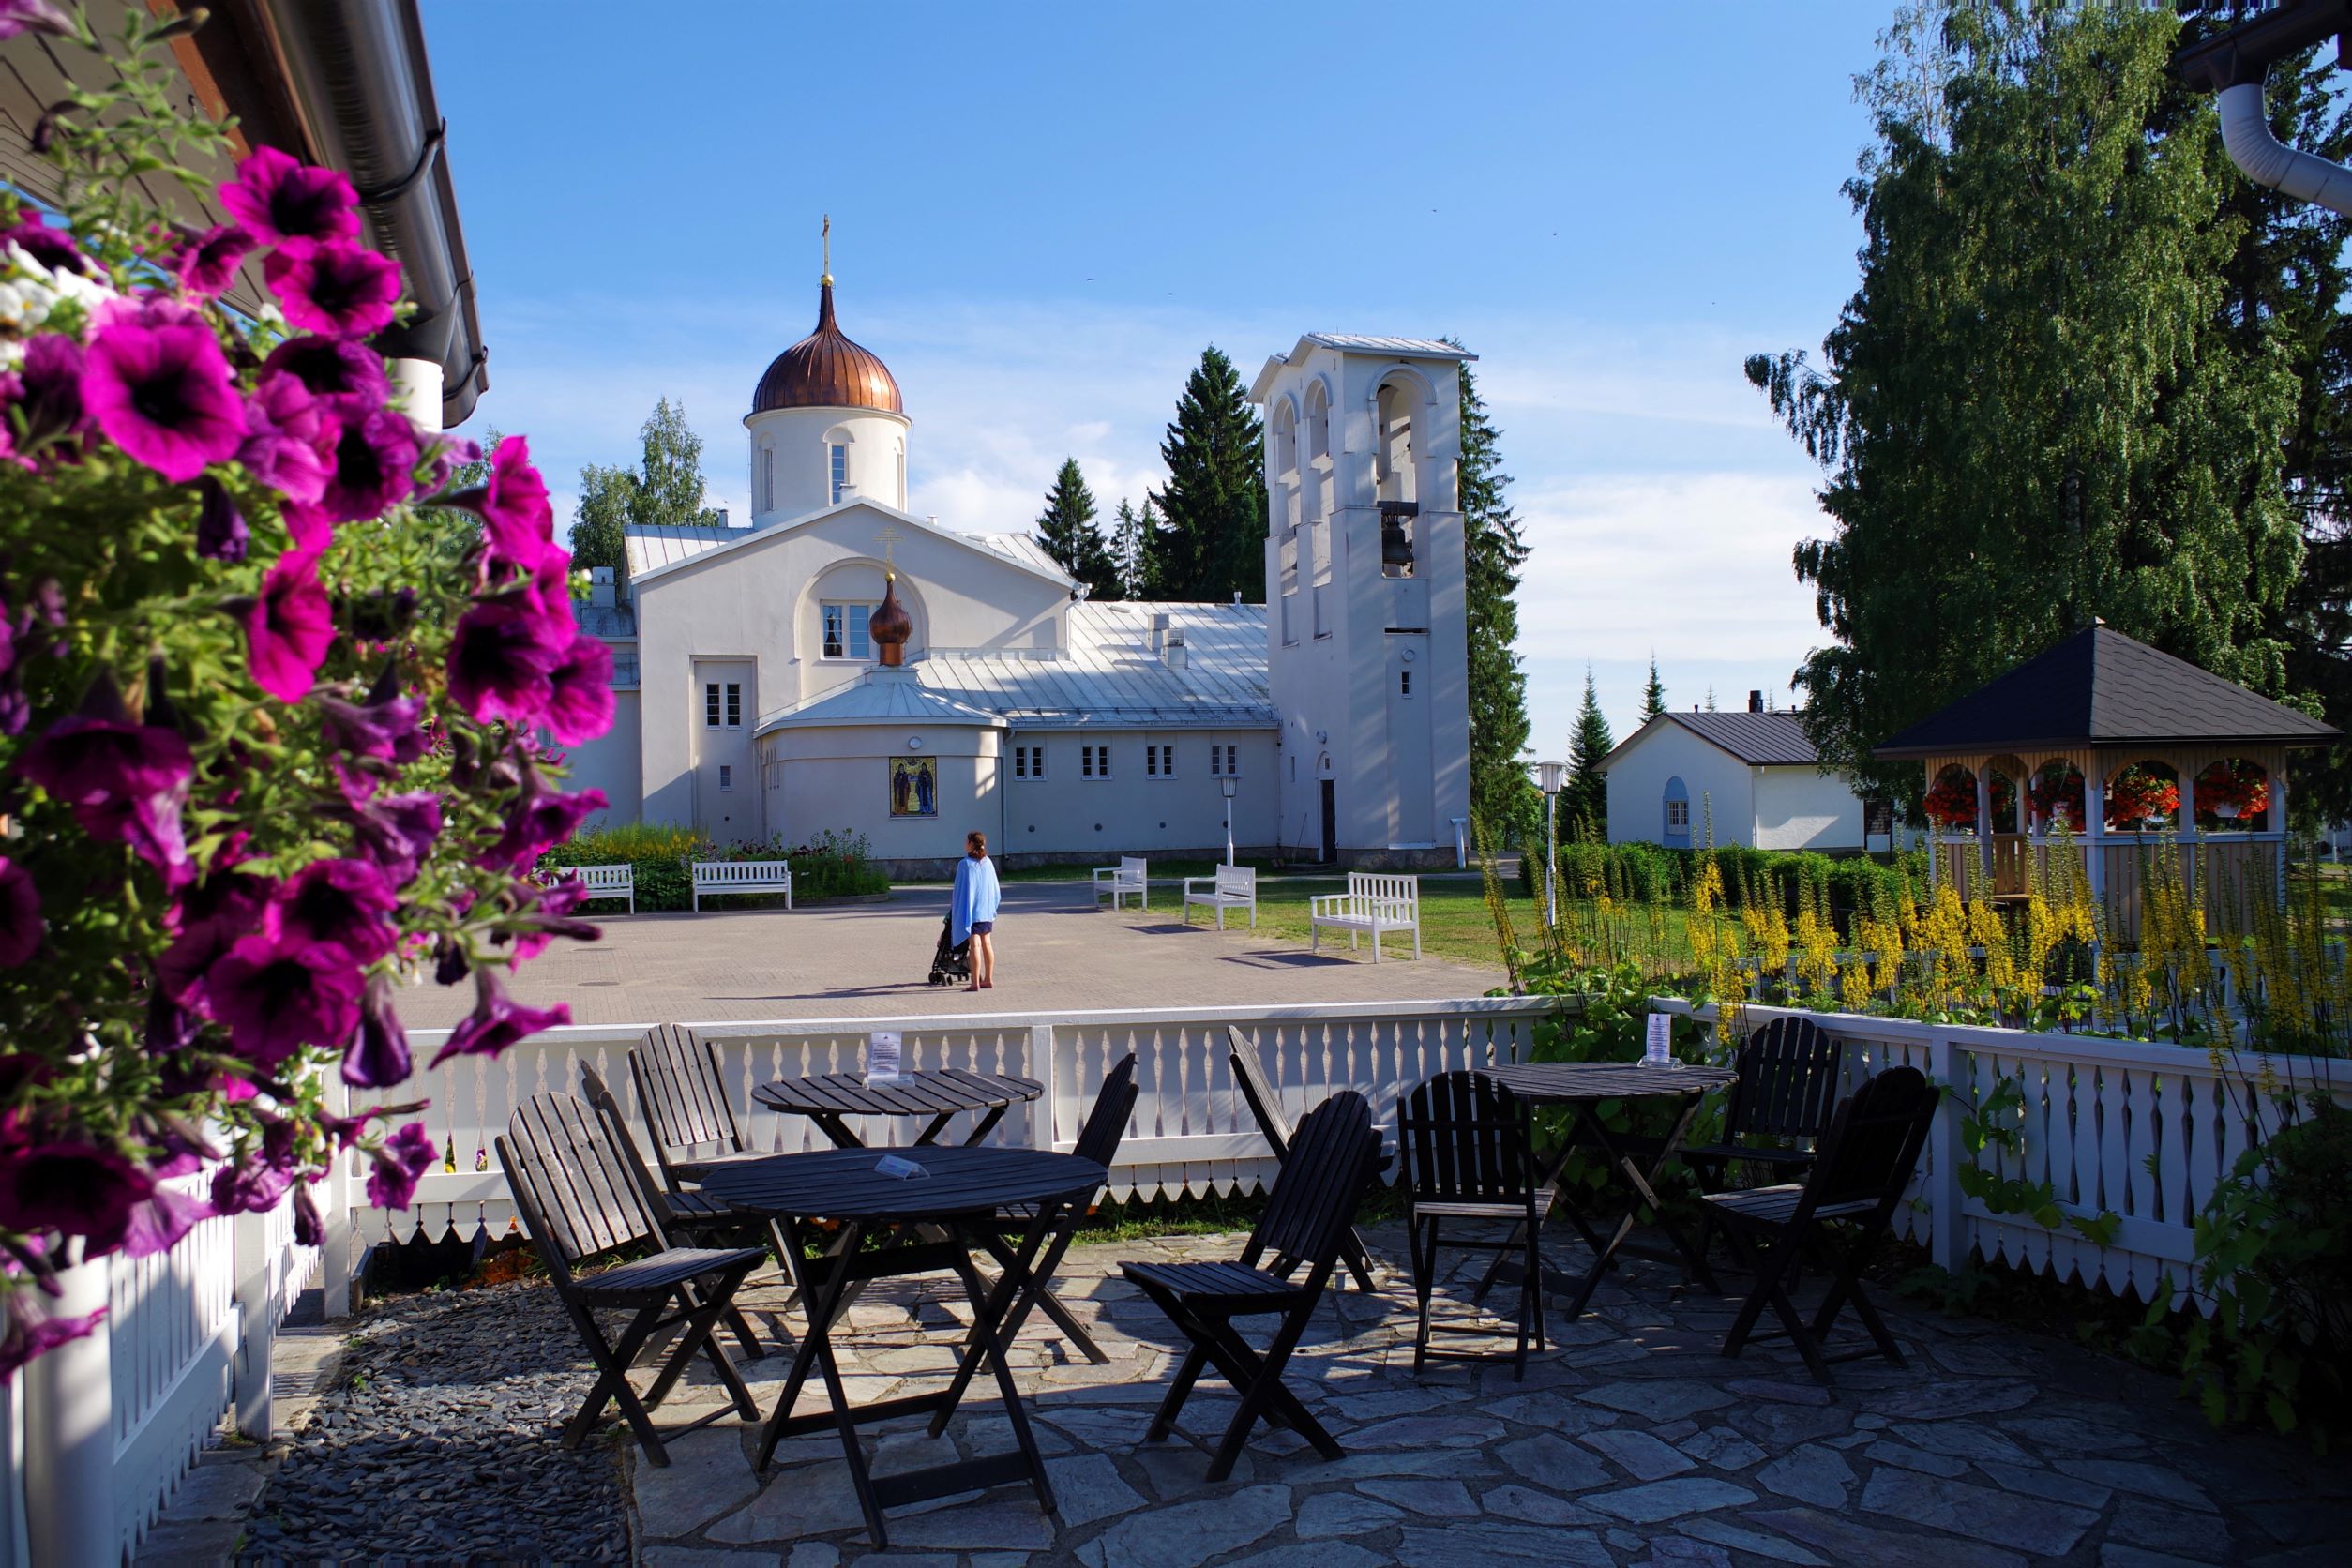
top-left (590, 566), bottom-right (615, 609)
top-left (1150, 613), bottom-right (1169, 654)
top-left (1164, 624), bottom-right (1187, 671)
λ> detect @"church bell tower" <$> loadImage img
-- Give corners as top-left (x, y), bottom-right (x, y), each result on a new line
top-left (1248, 336), bottom-right (1474, 867)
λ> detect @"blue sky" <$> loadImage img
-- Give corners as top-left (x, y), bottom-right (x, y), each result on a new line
top-left (422, 0), bottom-right (1895, 753)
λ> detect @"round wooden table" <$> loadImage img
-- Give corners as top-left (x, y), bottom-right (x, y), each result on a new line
top-left (752, 1066), bottom-right (1042, 1150)
top-left (699, 1146), bottom-right (1108, 1548)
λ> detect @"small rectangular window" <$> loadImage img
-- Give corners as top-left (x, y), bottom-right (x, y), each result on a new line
top-left (1209, 745), bottom-right (1239, 777)
top-left (1082, 744), bottom-right (1110, 779)
top-left (822, 602), bottom-right (874, 660)
top-left (725, 683), bottom-right (742, 728)
top-left (1146, 744), bottom-right (1174, 778)
top-left (705, 682), bottom-right (721, 727)
top-left (718, 764), bottom-right (732, 792)
top-left (1013, 745), bottom-right (1045, 780)
top-left (830, 444), bottom-right (847, 505)
top-left (1399, 671), bottom-right (1412, 697)
top-left (1666, 799), bottom-right (1690, 831)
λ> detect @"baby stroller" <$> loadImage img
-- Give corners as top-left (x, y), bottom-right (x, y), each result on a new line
top-left (927, 915), bottom-right (972, 987)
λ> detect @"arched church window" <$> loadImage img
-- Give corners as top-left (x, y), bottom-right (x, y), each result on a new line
top-left (760, 445), bottom-right (775, 513)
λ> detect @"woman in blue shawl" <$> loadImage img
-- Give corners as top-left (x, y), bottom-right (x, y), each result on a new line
top-left (950, 830), bottom-right (1001, 990)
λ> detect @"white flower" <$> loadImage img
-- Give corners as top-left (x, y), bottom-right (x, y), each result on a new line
top-left (0, 279), bottom-right (49, 333)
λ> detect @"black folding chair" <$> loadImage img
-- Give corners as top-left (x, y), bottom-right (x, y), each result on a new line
top-left (497, 1092), bottom-right (766, 1464)
top-left (1680, 1015), bottom-right (1845, 1192)
top-left (1702, 1065), bottom-right (1937, 1384)
top-left (1226, 1025), bottom-right (1380, 1290)
top-left (580, 1060), bottom-right (770, 1358)
top-left (1122, 1091), bottom-right (1382, 1483)
top-left (1399, 1070), bottom-right (1552, 1379)
top-left (626, 1023), bottom-right (767, 1189)
top-left (927, 1054), bottom-right (1140, 1434)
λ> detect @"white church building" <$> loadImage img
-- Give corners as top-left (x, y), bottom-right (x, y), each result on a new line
top-left (561, 269), bottom-right (1473, 877)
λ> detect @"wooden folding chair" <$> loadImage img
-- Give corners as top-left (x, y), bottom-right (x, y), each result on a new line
top-left (928, 1055), bottom-right (1139, 1434)
top-left (498, 1092), bottom-right (766, 1464)
top-left (1122, 1091), bottom-right (1382, 1483)
top-left (626, 1023), bottom-right (766, 1188)
top-left (1680, 1015), bottom-right (1845, 1192)
top-left (1226, 1025), bottom-right (1380, 1290)
top-left (1399, 1070), bottom-right (1553, 1379)
top-left (580, 1061), bottom-right (769, 1359)
top-left (1702, 1065), bottom-right (1937, 1384)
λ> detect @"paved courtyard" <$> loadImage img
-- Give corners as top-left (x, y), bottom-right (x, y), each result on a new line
top-left (212, 1219), bottom-right (2352, 1567)
top-left (404, 882), bottom-right (1500, 1028)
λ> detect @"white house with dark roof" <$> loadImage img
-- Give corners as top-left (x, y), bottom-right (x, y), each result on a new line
top-left (1599, 695), bottom-right (1883, 852)
top-left (557, 265), bottom-right (1471, 875)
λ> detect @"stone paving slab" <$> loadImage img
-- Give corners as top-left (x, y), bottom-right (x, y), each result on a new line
top-left (396, 882), bottom-right (1500, 1029)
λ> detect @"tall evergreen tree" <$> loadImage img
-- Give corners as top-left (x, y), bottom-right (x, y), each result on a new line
top-left (1641, 656), bottom-right (1668, 723)
top-left (1150, 346), bottom-right (1266, 602)
top-left (1746, 2), bottom-right (2302, 804)
top-left (569, 399), bottom-right (722, 591)
top-left (1705, 686), bottom-right (1718, 712)
top-left (1109, 499), bottom-right (1153, 601)
top-left (1566, 667), bottom-right (1614, 836)
top-left (1033, 459), bottom-right (1121, 599)
top-left (1455, 351), bottom-right (1536, 845)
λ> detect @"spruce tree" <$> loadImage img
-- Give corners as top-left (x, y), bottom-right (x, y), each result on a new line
top-left (1641, 656), bottom-right (1668, 723)
top-left (1151, 346), bottom-right (1266, 602)
top-left (1109, 499), bottom-right (1149, 601)
top-left (1455, 351), bottom-right (1536, 846)
top-left (1034, 459), bottom-right (1120, 599)
top-left (1566, 667), bottom-right (1614, 837)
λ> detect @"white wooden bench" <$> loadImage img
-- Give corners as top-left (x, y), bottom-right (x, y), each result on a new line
top-left (557, 863), bottom-right (635, 914)
top-left (1093, 855), bottom-right (1149, 912)
top-left (1310, 873), bottom-right (1421, 962)
top-left (690, 859), bottom-right (792, 912)
top-left (1182, 865), bottom-right (1258, 929)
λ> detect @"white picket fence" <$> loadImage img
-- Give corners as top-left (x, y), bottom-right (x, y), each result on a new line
top-left (3, 1180), bottom-right (317, 1568)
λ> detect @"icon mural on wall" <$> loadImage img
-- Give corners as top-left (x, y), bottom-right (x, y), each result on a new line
top-left (890, 756), bottom-right (938, 818)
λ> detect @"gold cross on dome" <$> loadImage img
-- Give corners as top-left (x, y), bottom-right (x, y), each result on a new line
top-left (876, 524), bottom-right (904, 570)
top-left (822, 213), bottom-right (833, 286)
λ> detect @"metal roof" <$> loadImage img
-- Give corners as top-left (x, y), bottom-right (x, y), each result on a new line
top-left (623, 521), bottom-right (746, 578)
top-left (754, 671), bottom-right (997, 733)
top-left (575, 603), bottom-right (637, 640)
top-left (1875, 626), bottom-right (2343, 758)
top-left (973, 531), bottom-right (1078, 579)
top-left (1601, 711), bottom-right (1820, 770)
top-left (629, 500), bottom-right (1075, 591)
top-left (1297, 334), bottom-right (1477, 359)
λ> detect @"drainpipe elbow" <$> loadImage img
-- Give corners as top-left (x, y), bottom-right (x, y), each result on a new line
top-left (2218, 82), bottom-right (2352, 219)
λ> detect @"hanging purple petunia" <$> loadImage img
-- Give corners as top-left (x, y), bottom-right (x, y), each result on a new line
top-left (174, 223), bottom-right (256, 297)
top-left (542, 634), bottom-right (614, 746)
top-left (448, 436), bottom-right (555, 574)
top-left (365, 1121), bottom-right (437, 1209)
top-left (264, 238), bottom-right (403, 339)
top-left (265, 857), bottom-right (399, 963)
top-left (0, 857), bottom-right (40, 967)
top-left (0, 2), bottom-right (74, 44)
top-left (6, 217), bottom-right (84, 275)
top-left (204, 934), bottom-right (367, 1068)
top-left (7, 335), bottom-right (88, 455)
top-left (319, 667), bottom-right (428, 763)
top-left (219, 146), bottom-right (360, 246)
top-left (157, 865), bottom-right (275, 1009)
top-left (0, 1140), bottom-right (157, 1249)
top-left (0, 1300), bottom-right (105, 1386)
top-left (344, 973), bottom-right (411, 1089)
top-left (505, 877), bottom-right (600, 964)
top-left (114, 1184), bottom-right (214, 1259)
top-left (16, 697), bottom-right (197, 887)
top-left (350, 791), bottom-right (442, 889)
top-left (238, 370), bottom-right (329, 505)
top-left (430, 966), bottom-right (569, 1067)
top-left (195, 475), bottom-right (249, 563)
top-left (313, 401), bottom-right (419, 524)
top-left (244, 547), bottom-right (337, 703)
top-left (445, 590), bottom-right (564, 727)
top-left (484, 775), bottom-right (609, 873)
top-left (81, 321), bottom-right (246, 482)
top-left (259, 334), bottom-right (389, 407)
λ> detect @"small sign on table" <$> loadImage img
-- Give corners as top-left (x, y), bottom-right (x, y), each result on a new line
top-left (866, 1030), bottom-right (902, 1086)
top-left (1642, 1011), bottom-right (1674, 1067)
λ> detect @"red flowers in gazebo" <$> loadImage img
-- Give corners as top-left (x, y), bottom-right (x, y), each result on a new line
top-left (2195, 760), bottom-right (2270, 822)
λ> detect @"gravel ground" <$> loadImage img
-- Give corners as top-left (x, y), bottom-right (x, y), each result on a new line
top-left (237, 1280), bottom-right (628, 1566)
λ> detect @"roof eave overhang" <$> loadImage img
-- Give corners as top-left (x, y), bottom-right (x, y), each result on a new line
top-left (1876, 731), bottom-right (2344, 761)
top-left (629, 498), bottom-right (1076, 592)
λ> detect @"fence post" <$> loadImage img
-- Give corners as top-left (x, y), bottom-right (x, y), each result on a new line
top-left (22, 1256), bottom-right (113, 1568)
top-left (1029, 1023), bottom-right (1058, 1153)
top-left (1926, 1033), bottom-right (1968, 1274)
top-left (323, 1075), bottom-right (355, 1319)
top-left (231, 1206), bottom-right (277, 1440)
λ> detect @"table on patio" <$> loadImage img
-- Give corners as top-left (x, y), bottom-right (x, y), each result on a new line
top-left (1479, 1060), bottom-right (1738, 1318)
top-left (752, 1066), bottom-right (1042, 1149)
top-left (696, 1144), bottom-right (1108, 1550)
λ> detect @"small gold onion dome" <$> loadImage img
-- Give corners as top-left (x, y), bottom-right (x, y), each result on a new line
top-left (869, 569), bottom-right (913, 667)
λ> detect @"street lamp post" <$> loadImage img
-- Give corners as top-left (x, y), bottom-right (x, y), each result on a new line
top-left (1535, 761), bottom-right (1565, 929)
top-left (1219, 775), bottom-right (1238, 867)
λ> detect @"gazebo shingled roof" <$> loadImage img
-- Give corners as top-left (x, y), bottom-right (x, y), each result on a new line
top-left (1874, 626), bottom-right (2340, 761)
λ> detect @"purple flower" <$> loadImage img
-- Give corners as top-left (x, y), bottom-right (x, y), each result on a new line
top-left (0, 1300), bottom-right (105, 1387)
top-left (6, 217), bottom-right (83, 274)
top-left (485, 772), bottom-right (608, 871)
top-left (81, 322), bottom-right (245, 482)
top-left (238, 371), bottom-right (329, 505)
top-left (219, 146), bottom-right (360, 246)
top-left (90, 294), bottom-right (208, 333)
top-left (265, 858), bottom-right (398, 963)
top-left (205, 934), bottom-right (366, 1069)
top-left (0, 857), bottom-right (40, 966)
top-left (158, 866), bottom-right (274, 1008)
top-left (0, 1141), bottom-right (156, 1248)
top-left (292, 1182), bottom-right (324, 1246)
top-left (259, 335), bottom-right (388, 407)
top-left (16, 696), bottom-right (196, 887)
top-left (366, 1122), bottom-right (436, 1209)
top-left (506, 877), bottom-right (600, 964)
top-left (543, 634), bottom-right (614, 746)
top-left (448, 437), bottom-right (554, 573)
top-left (264, 238), bottom-right (402, 339)
top-left (211, 1116), bottom-right (300, 1216)
top-left (446, 590), bottom-right (565, 727)
top-left (115, 1184), bottom-right (214, 1259)
top-left (245, 547), bottom-right (336, 703)
top-left (315, 401), bottom-right (418, 524)
top-left (174, 223), bottom-right (256, 296)
top-left (345, 973), bottom-right (411, 1089)
top-left (0, 2), bottom-right (74, 44)
top-left (430, 968), bottom-right (569, 1067)
top-left (5, 334), bottom-right (87, 454)
top-left (352, 792), bottom-right (442, 889)
top-left (196, 475), bottom-right (249, 562)
top-left (320, 670), bottom-right (427, 762)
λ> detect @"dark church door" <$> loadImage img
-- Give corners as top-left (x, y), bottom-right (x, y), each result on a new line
top-left (1320, 779), bottom-right (1337, 865)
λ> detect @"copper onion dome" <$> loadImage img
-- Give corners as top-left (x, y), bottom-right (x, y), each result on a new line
top-left (750, 279), bottom-right (903, 415)
top-left (869, 569), bottom-right (912, 667)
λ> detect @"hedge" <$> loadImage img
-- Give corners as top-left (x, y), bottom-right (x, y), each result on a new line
top-left (1518, 838), bottom-right (1928, 926)
top-left (538, 824), bottom-right (890, 911)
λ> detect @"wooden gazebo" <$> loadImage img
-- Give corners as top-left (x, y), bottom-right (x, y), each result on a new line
top-left (1875, 626), bottom-right (2342, 940)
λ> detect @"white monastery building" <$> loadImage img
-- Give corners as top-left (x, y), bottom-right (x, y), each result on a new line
top-left (1600, 696), bottom-right (1893, 853)
top-left (562, 269), bottom-right (1473, 876)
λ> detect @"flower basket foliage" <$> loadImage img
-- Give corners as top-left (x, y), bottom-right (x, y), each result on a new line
top-left (2195, 760), bottom-right (2270, 824)
top-left (1923, 770), bottom-right (2014, 831)
top-left (0, 9), bottom-right (609, 1376)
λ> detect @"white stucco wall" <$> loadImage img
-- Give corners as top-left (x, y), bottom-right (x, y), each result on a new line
top-left (1603, 722), bottom-right (1757, 847)
top-left (744, 406), bottom-right (910, 521)
top-left (763, 721), bottom-right (998, 862)
top-left (1000, 730), bottom-right (1279, 859)
top-left (1753, 766), bottom-right (1866, 851)
top-left (560, 688), bottom-right (641, 827)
